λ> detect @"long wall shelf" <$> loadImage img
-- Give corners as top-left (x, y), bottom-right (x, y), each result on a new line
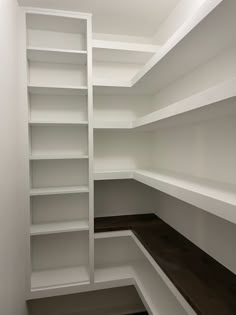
top-left (94, 169), bottom-right (236, 224)
top-left (94, 78), bottom-right (236, 130)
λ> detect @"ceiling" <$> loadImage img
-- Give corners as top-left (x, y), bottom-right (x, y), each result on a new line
top-left (18, 0), bottom-right (180, 37)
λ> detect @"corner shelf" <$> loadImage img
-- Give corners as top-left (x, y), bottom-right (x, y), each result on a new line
top-left (94, 170), bottom-right (133, 181)
top-left (31, 220), bottom-right (89, 236)
top-left (92, 39), bottom-right (160, 53)
top-left (94, 121), bottom-right (132, 130)
top-left (95, 264), bottom-right (134, 285)
top-left (31, 266), bottom-right (90, 290)
top-left (30, 186), bottom-right (89, 196)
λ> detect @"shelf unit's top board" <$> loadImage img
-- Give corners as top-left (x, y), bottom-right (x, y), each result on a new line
top-left (95, 214), bottom-right (236, 315)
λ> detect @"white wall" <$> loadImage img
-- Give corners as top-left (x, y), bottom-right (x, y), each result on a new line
top-left (0, 1), bottom-right (28, 314)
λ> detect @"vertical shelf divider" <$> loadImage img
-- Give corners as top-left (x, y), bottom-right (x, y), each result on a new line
top-left (87, 15), bottom-right (95, 283)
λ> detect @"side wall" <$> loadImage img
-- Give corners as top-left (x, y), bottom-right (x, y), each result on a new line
top-left (0, 1), bottom-right (28, 314)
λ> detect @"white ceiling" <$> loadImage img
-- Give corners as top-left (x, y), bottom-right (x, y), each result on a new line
top-left (18, 0), bottom-right (180, 37)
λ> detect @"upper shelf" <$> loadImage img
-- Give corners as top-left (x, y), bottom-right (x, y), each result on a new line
top-left (92, 39), bottom-right (159, 90)
top-left (93, 39), bottom-right (160, 53)
top-left (27, 47), bottom-right (87, 65)
top-left (93, 0), bottom-right (235, 94)
top-left (94, 78), bottom-right (236, 130)
top-left (94, 169), bottom-right (236, 225)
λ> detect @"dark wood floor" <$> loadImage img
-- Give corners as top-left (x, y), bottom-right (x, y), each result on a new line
top-left (95, 214), bottom-right (236, 315)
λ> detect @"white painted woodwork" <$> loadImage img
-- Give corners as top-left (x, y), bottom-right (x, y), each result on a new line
top-left (24, 8), bottom-right (93, 297)
top-left (94, 235), bottom-right (189, 315)
top-left (31, 266), bottom-right (90, 289)
top-left (19, 3), bottom-right (236, 314)
top-left (94, 169), bottom-right (236, 225)
top-left (28, 84), bottom-right (88, 95)
top-left (31, 220), bottom-right (89, 235)
top-left (30, 186), bottom-right (89, 196)
top-left (27, 47), bottom-right (87, 65)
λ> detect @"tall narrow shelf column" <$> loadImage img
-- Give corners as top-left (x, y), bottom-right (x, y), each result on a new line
top-left (24, 8), bottom-right (93, 296)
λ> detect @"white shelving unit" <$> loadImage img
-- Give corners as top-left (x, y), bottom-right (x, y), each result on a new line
top-left (21, 2), bottom-right (236, 313)
top-left (25, 8), bottom-right (93, 296)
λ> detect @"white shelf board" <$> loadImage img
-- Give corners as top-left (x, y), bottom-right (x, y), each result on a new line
top-left (30, 186), bottom-right (89, 196)
top-left (92, 1), bottom-right (226, 94)
top-left (29, 119), bottom-right (88, 126)
top-left (131, 0), bottom-right (224, 92)
top-left (93, 79), bottom-right (132, 88)
top-left (28, 84), bottom-right (88, 95)
top-left (94, 121), bottom-right (132, 130)
top-left (27, 47), bottom-right (87, 65)
top-left (133, 78), bottom-right (236, 130)
top-left (31, 220), bottom-right (89, 236)
top-left (95, 264), bottom-right (134, 284)
top-left (94, 78), bottom-right (236, 130)
top-left (93, 39), bottom-right (160, 53)
top-left (31, 266), bottom-right (89, 290)
top-left (94, 170), bottom-right (134, 181)
top-left (94, 169), bottom-right (236, 224)
top-left (95, 231), bottom-right (132, 239)
top-left (30, 154), bottom-right (88, 160)
top-left (93, 47), bottom-right (155, 65)
top-left (134, 169), bottom-right (236, 224)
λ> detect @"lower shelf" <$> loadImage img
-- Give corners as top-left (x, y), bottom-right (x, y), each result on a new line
top-left (95, 264), bottom-right (134, 284)
top-left (95, 262), bottom-right (186, 315)
top-left (31, 266), bottom-right (89, 290)
top-left (94, 169), bottom-right (236, 224)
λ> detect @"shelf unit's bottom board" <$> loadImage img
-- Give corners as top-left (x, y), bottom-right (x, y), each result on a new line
top-left (31, 266), bottom-right (89, 290)
top-left (94, 214), bottom-right (236, 315)
top-left (95, 264), bottom-right (134, 284)
top-left (95, 262), bottom-right (186, 315)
